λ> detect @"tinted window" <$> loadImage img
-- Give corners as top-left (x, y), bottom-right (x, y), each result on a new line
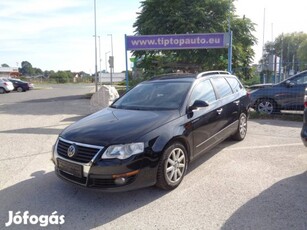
top-left (210, 77), bottom-right (233, 98)
top-left (190, 80), bottom-right (216, 104)
top-left (293, 73), bottom-right (307, 85)
top-left (226, 77), bottom-right (243, 93)
top-left (112, 82), bottom-right (191, 110)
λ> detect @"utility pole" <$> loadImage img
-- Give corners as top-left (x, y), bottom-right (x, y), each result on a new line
top-left (279, 34), bottom-right (284, 81)
top-left (227, 0), bottom-right (232, 73)
top-left (93, 0), bottom-right (98, 92)
top-left (98, 35), bottom-right (102, 84)
top-left (108, 34), bottom-right (114, 86)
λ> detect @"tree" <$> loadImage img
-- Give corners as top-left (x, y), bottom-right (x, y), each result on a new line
top-left (1, 63), bottom-right (9, 67)
top-left (260, 32), bottom-right (307, 76)
top-left (133, 0), bottom-right (257, 79)
top-left (20, 61), bottom-right (34, 76)
top-left (297, 40), bottom-right (307, 71)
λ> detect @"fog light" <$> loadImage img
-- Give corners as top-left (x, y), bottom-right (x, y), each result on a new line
top-left (114, 177), bottom-right (127, 185)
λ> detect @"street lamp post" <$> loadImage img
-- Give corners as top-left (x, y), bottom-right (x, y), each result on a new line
top-left (98, 35), bottom-right (102, 84)
top-left (105, 51), bottom-right (110, 73)
top-left (93, 0), bottom-right (98, 92)
top-left (107, 34), bottom-right (114, 86)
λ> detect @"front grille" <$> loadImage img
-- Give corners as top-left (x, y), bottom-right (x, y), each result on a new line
top-left (57, 139), bottom-right (102, 163)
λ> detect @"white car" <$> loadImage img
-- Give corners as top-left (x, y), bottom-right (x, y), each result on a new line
top-left (0, 78), bottom-right (14, 94)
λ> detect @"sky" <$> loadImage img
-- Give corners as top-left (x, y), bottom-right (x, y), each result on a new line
top-left (0, 0), bottom-right (306, 73)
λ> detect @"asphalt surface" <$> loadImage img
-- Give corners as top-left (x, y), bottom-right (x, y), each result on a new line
top-left (0, 84), bottom-right (306, 230)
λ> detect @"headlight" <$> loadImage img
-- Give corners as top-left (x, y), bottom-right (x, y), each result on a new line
top-left (51, 138), bottom-right (59, 163)
top-left (101, 143), bottom-right (144, 160)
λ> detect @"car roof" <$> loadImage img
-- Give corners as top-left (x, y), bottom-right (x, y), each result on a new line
top-left (147, 70), bottom-right (233, 83)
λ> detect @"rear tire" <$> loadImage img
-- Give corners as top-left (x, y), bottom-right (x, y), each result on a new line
top-left (156, 142), bottom-right (188, 190)
top-left (232, 113), bottom-right (247, 141)
top-left (0, 87), bottom-right (5, 94)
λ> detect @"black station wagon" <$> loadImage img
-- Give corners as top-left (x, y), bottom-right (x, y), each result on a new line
top-left (52, 71), bottom-right (250, 191)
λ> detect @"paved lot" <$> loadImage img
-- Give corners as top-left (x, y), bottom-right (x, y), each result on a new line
top-left (0, 85), bottom-right (306, 230)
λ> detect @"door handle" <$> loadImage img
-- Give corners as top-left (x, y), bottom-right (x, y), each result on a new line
top-left (216, 108), bottom-right (223, 115)
top-left (234, 100), bottom-right (240, 105)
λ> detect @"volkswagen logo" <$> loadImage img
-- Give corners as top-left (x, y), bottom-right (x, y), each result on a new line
top-left (67, 144), bottom-right (76, 158)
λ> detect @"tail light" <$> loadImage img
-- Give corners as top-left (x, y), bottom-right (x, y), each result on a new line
top-left (304, 97), bottom-right (307, 108)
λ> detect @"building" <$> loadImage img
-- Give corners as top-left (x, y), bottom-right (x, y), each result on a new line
top-left (0, 67), bottom-right (20, 78)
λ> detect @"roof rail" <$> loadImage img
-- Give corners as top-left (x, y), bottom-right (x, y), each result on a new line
top-left (196, 70), bottom-right (231, 78)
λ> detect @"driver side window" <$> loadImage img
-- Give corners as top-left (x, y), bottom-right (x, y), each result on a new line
top-left (292, 73), bottom-right (307, 85)
top-left (190, 80), bottom-right (217, 105)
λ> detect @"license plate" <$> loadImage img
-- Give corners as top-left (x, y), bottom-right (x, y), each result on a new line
top-left (57, 159), bottom-right (83, 178)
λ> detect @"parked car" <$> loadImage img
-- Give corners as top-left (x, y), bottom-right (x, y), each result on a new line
top-left (250, 70), bottom-right (307, 114)
top-left (7, 78), bottom-right (30, 92)
top-left (52, 71), bottom-right (250, 191)
top-left (28, 82), bottom-right (34, 89)
top-left (0, 78), bottom-right (14, 94)
top-left (301, 87), bottom-right (307, 147)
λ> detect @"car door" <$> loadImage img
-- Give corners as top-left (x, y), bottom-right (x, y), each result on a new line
top-left (281, 72), bottom-right (307, 110)
top-left (187, 79), bottom-right (221, 158)
top-left (210, 77), bottom-right (239, 131)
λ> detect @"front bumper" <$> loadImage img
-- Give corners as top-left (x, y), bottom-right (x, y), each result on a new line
top-left (52, 138), bottom-right (159, 191)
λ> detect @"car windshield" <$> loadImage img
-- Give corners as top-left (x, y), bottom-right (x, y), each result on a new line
top-left (112, 81), bottom-right (192, 110)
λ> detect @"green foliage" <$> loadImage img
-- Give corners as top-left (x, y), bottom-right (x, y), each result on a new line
top-left (49, 71), bottom-right (73, 83)
top-left (19, 61), bottom-right (43, 76)
top-left (241, 66), bottom-right (260, 86)
top-left (1, 63), bottom-right (9, 67)
top-left (133, 0), bottom-right (257, 80)
top-left (20, 61), bottom-right (34, 76)
top-left (262, 32), bottom-right (307, 74)
top-left (298, 39), bottom-right (307, 71)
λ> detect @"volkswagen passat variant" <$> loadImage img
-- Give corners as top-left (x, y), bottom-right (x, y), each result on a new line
top-left (52, 71), bottom-right (250, 191)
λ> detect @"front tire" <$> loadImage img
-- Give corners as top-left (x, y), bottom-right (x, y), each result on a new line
top-left (256, 99), bottom-right (279, 114)
top-left (156, 142), bottom-right (188, 190)
top-left (17, 87), bottom-right (23, 92)
top-left (232, 113), bottom-right (247, 141)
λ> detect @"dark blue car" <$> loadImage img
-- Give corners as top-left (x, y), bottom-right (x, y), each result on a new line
top-left (301, 87), bottom-right (307, 147)
top-left (8, 78), bottom-right (30, 92)
top-left (250, 71), bottom-right (307, 114)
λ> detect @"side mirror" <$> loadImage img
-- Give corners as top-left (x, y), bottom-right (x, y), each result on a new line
top-left (188, 100), bottom-right (209, 111)
top-left (285, 80), bottom-right (295, 87)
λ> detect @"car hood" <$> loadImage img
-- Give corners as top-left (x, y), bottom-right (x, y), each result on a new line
top-left (248, 83), bottom-right (274, 90)
top-left (60, 107), bottom-right (179, 146)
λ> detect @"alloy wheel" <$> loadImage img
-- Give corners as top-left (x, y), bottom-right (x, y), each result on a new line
top-left (257, 100), bottom-right (274, 114)
top-left (165, 147), bottom-right (186, 184)
top-left (239, 114), bottom-right (247, 138)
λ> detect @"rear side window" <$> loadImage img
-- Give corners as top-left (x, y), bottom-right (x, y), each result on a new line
top-left (210, 77), bottom-right (233, 98)
top-left (190, 80), bottom-right (217, 104)
top-left (226, 77), bottom-right (243, 93)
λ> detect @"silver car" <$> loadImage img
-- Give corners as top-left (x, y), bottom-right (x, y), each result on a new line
top-left (0, 78), bottom-right (14, 94)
